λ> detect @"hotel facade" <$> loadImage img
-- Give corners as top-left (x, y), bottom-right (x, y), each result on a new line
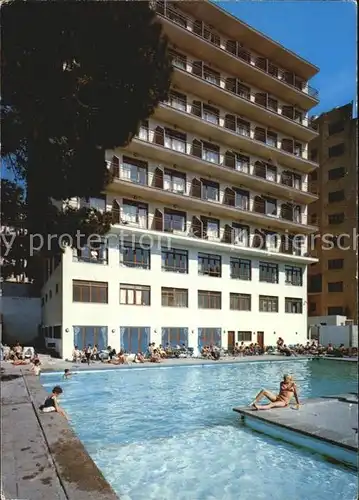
top-left (41, 1), bottom-right (320, 359)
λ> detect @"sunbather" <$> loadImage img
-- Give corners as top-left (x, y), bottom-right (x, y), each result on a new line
top-left (150, 349), bottom-right (161, 363)
top-left (250, 374), bottom-right (300, 410)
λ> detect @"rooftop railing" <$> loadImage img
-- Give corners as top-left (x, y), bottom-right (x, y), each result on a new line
top-left (155, 1), bottom-right (319, 100)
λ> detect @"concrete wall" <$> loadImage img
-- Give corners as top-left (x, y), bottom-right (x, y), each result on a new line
top-left (308, 315), bottom-right (348, 326)
top-left (319, 325), bottom-right (358, 348)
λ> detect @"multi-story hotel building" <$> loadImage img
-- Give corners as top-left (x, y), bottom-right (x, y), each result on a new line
top-left (308, 103), bottom-right (358, 322)
top-left (41, 1), bottom-right (319, 359)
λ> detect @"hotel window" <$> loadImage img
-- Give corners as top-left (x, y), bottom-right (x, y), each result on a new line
top-left (121, 241), bottom-right (151, 270)
top-left (234, 188), bottom-right (249, 210)
top-left (328, 259), bottom-right (344, 270)
top-left (198, 290), bottom-right (221, 309)
top-left (73, 280), bottom-right (108, 303)
top-left (328, 143), bottom-right (345, 158)
top-left (230, 257), bottom-right (251, 280)
top-left (203, 65), bottom-right (220, 85)
top-left (237, 118), bottom-right (251, 137)
top-left (122, 200), bottom-right (148, 228)
top-left (224, 151), bottom-right (249, 173)
top-left (164, 209), bottom-right (186, 233)
top-left (266, 131), bottom-right (278, 148)
top-left (328, 190), bottom-right (345, 203)
top-left (202, 141), bottom-right (220, 163)
top-left (120, 284), bottom-right (151, 306)
top-left (169, 49), bottom-right (187, 70)
top-left (202, 179), bottom-right (219, 202)
top-left (79, 195), bottom-right (106, 212)
top-left (281, 170), bottom-right (302, 190)
top-left (202, 104), bottom-right (220, 125)
top-left (230, 293), bottom-right (251, 311)
top-left (202, 217), bottom-right (220, 240)
top-left (198, 252), bottom-right (221, 277)
top-left (238, 331), bottom-right (252, 342)
top-left (232, 224), bottom-right (250, 247)
top-left (294, 142), bottom-right (303, 157)
top-left (285, 298), bottom-right (303, 314)
top-left (161, 248), bottom-right (188, 274)
top-left (328, 167), bottom-right (345, 180)
top-left (164, 169), bottom-right (186, 194)
top-left (328, 121), bottom-right (345, 136)
top-left (259, 295), bottom-right (279, 312)
top-left (161, 287), bottom-right (188, 307)
top-left (73, 240), bottom-right (108, 265)
top-left (328, 282), bottom-right (343, 293)
top-left (167, 91), bottom-right (187, 112)
top-left (164, 127), bottom-right (186, 153)
top-left (121, 156), bottom-right (147, 185)
top-left (285, 266), bottom-right (303, 286)
top-left (310, 149), bottom-right (318, 162)
top-left (328, 213), bottom-right (345, 225)
top-left (259, 262), bottom-right (279, 284)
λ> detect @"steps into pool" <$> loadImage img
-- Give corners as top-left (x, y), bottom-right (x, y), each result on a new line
top-left (233, 393), bottom-right (358, 469)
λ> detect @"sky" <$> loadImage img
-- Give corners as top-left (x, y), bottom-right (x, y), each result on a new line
top-left (219, 0), bottom-right (357, 116)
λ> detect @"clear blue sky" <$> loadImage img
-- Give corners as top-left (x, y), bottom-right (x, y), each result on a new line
top-left (219, 0), bottom-right (357, 116)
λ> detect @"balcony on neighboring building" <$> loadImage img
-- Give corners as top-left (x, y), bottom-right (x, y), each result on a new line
top-left (154, 1), bottom-right (319, 109)
top-left (108, 158), bottom-right (316, 234)
top-left (155, 97), bottom-right (316, 172)
top-left (168, 50), bottom-right (317, 142)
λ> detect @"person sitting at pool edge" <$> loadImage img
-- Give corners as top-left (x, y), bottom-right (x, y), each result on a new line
top-left (250, 374), bottom-right (300, 410)
top-left (39, 386), bottom-right (68, 419)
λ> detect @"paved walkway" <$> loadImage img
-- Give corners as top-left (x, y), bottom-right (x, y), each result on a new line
top-left (1, 364), bottom-right (118, 500)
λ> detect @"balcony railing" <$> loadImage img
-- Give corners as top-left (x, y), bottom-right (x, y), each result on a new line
top-left (109, 162), bottom-right (308, 226)
top-left (111, 209), bottom-right (307, 256)
top-left (132, 126), bottom-right (316, 196)
top-left (160, 99), bottom-right (308, 160)
top-left (169, 51), bottom-right (313, 130)
top-left (155, 1), bottom-right (319, 99)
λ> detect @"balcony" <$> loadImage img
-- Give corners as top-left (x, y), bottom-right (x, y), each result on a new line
top-left (155, 99), bottom-right (317, 172)
top-left (108, 160), bottom-right (316, 234)
top-left (125, 126), bottom-right (318, 204)
top-left (110, 207), bottom-right (316, 264)
top-left (155, 1), bottom-right (319, 110)
top-left (169, 51), bottom-right (317, 142)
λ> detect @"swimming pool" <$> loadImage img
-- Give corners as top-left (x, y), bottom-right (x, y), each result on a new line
top-left (41, 359), bottom-right (358, 500)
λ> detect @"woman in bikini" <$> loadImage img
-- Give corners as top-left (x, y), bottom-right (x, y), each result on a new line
top-left (250, 374), bottom-right (300, 410)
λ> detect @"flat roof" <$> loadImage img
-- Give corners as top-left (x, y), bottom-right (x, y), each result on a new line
top-left (180, 1), bottom-right (319, 80)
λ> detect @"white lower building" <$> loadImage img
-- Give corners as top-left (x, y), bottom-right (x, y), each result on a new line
top-left (41, 224), bottom-right (313, 360)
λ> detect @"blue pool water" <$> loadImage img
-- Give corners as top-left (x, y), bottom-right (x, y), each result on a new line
top-left (41, 359), bottom-right (358, 500)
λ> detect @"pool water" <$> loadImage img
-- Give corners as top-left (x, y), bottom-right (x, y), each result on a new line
top-left (41, 359), bottom-right (358, 500)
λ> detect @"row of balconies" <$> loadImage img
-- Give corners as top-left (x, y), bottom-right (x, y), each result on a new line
top-left (111, 153), bottom-right (308, 193)
top-left (109, 158), bottom-right (308, 227)
top-left (110, 203), bottom-right (306, 256)
top-left (168, 49), bottom-right (316, 140)
top-left (132, 122), bottom-right (315, 177)
top-left (155, 1), bottom-right (319, 101)
top-left (160, 94), bottom-right (307, 158)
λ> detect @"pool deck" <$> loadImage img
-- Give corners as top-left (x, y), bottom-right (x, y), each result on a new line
top-left (1, 364), bottom-right (119, 500)
top-left (233, 394), bottom-right (358, 468)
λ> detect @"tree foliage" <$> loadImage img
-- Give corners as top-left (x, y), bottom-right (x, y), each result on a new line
top-left (1, 0), bottom-right (172, 279)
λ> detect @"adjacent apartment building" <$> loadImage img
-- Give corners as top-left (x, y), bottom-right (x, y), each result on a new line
top-left (308, 103), bottom-right (358, 323)
top-left (41, 0), bottom-right (320, 359)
